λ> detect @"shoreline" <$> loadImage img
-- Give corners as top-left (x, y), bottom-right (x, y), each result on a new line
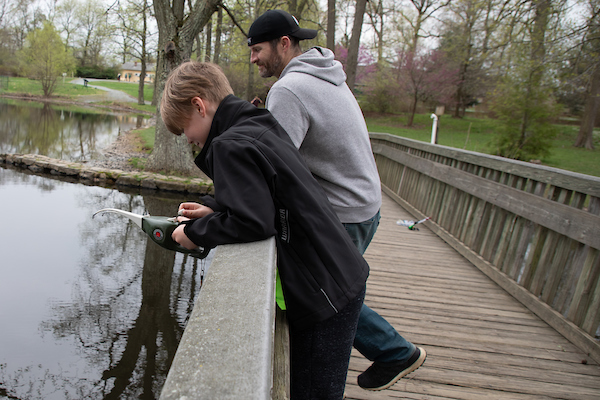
top-left (0, 153), bottom-right (213, 195)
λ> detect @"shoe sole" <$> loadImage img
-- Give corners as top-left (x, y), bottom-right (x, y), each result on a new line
top-left (363, 347), bottom-right (427, 391)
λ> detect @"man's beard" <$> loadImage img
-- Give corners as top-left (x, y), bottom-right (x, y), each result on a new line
top-left (259, 52), bottom-right (283, 78)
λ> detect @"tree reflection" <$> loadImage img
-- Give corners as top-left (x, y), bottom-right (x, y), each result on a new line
top-left (100, 197), bottom-right (185, 400)
top-left (0, 99), bottom-right (140, 161)
top-left (30, 189), bottom-right (206, 399)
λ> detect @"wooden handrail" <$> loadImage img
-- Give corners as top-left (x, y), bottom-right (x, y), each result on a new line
top-left (370, 132), bottom-right (600, 363)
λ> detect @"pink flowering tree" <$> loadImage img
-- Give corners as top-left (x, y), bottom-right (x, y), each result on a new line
top-left (335, 45), bottom-right (377, 87)
top-left (396, 49), bottom-right (459, 126)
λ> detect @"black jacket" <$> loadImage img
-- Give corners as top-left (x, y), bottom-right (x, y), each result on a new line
top-left (184, 95), bottom-right (369, 328)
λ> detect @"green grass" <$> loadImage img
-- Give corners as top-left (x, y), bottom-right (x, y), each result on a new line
top-left (2, 76), bottom-right (103, 97)
top-left (1, 76), bottom-right (156, 113)
top-left (365, 113), bottom-right (600, 178)
top-left (87, 81), bottom-right (156, 114)
top-left (90, 80), bottom-right (154, 104)
top-left (542, 124), bottom-right (600, 177)
top-left (136, 126), bottom-right (155, 151)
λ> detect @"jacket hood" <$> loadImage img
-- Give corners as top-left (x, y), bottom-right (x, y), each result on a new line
top-left (280, 47), bottom-right (347, 86)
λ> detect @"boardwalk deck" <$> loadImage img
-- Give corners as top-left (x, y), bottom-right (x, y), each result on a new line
top-left (345, 193), bottom-right (600, 400)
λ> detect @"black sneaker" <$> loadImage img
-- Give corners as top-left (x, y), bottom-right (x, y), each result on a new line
top-left (357, 346), bottom-right (427, 391)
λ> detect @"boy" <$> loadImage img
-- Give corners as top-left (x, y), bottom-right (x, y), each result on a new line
top-left (160, 61), bottom-right (369, 399)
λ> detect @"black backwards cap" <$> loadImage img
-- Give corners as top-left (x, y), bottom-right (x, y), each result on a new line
top-left (247, 10), bottom-right (317, 46)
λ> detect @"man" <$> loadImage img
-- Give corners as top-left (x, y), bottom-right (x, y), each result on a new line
top-left (247, 9), bottom-right (427, 392)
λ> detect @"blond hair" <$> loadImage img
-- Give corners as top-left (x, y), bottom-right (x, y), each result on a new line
top-left (160, 61), bottom-right (234, 135)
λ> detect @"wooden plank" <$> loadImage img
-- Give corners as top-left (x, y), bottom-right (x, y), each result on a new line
top-left (540, 238), bottom-right (578, 306)
top-left (519, 225), bottom-right (548, 290)
top-left (568, 248), bottom-right (600, 327)
top-left (553, 243), bottom-right (588, 314)
top-left (582, 265), bottom-right (600, 335)
top-left (350, 350), bottom-right (600, 389)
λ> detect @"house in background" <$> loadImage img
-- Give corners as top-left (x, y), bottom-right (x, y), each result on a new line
top-left (119, 61), bottom-right (156, 83)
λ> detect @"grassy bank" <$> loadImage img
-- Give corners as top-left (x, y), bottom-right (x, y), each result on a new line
top-left (0, 76), bottom-right (155, 113)
top-left (365, 113), bottom-right (600, 178)
top-left (90, 80), bottom-right (154, 104)
top-left (1, 76), bottom-right (102, 97)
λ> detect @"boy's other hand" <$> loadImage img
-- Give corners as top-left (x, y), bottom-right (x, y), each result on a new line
top-left (172, 224), bottom-right (198, 250)
top-left (178, 202), bottom-right (215, 218)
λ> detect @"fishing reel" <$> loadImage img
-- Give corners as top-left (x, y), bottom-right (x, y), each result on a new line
top-left (93, 208), bottom-right (211, 259)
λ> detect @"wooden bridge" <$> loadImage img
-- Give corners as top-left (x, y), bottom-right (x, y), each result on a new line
top-left (160, 133), bottom-right (600, 399)
top-left (344, 193), bottom-right (600, 399)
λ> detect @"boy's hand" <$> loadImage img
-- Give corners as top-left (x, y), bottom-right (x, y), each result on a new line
top-left (172, 224), bottom-right (198, 250)
top-left (178, 202), bottom-right (215, 219)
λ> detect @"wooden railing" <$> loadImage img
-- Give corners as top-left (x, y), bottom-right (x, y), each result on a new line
top-left (370, 132), bottom-right (600, 363)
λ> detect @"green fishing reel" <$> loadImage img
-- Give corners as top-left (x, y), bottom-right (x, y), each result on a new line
top-left (93, 208), bottom-right (211, 259)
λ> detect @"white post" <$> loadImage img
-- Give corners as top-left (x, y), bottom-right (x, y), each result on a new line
top-left (430, 113), bottom-right (438, 144)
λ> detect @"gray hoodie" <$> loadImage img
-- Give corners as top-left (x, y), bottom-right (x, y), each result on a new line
top-left (266, 47), bottom-right (381, 223)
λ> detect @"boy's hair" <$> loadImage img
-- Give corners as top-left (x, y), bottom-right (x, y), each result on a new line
top-left (160, 61), bottom-right (234, 135)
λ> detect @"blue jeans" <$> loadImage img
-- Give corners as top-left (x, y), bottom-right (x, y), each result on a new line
top-left (343, 210), bottom-right (416, 363)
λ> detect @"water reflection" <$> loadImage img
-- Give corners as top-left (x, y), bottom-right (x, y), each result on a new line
top-left (0, 98), bottom-right (144, 161)
top-left (0, 166), bottom-right (212, 400)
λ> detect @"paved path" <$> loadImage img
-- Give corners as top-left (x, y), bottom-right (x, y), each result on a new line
top-left (344, 193), bottom-right (600, 399)
top-left (70, 78), bottom-right (148, 104)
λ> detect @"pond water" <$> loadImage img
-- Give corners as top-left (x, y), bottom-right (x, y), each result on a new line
top-left (0, 98), bottom-right (144, 161)
top-left (0, 101), bottom-right (213, 400)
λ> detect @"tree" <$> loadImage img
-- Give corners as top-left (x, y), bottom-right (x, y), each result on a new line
top-left (54, 0), bottom-right (80, 50)
top-left (489, 0), bottom-right (561, 161)
top-left (401, 0), bottom-right (450, 54)
top-left (439, 0), bottom-right (483, 117)
top-left (396, 49), bottom-right (459, 126)
top-left (574, 0), bottom-right (600, 150)
top-left (327, 0), bottom-right (335, 50)
top-left (346, 0), bottom-right (368, 91)
top-left (148, 0), bottom-right (221, 174)
top-left (575, 58), bottom-right (600, 149)
top-left (75, 0), bottom-right (110, 67)
top-left (21, 21), bottom-right (76, 97)
top-left (365, 0), bottom-right (394, 64)
top-left (114, 0), bottom-right (156, 105)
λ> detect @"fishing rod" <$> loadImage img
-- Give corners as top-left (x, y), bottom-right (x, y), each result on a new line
top-left (93, 208), bottom-right (211, 259)
top-left (396, 216), bottom-right (430, 231)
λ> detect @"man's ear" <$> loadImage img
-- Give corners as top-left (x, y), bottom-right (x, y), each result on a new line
top-left (280, 36), bottom-right (292, 52)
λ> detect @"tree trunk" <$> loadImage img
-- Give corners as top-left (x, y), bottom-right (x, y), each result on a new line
top-left (148, 0), bottom-right (220, 175)
top-left (515, 0), bottom-right (549, 153)
top-left (346, 0), bottom-right (367, 92)
top-left (407, 92), bottom-right (418, 127)
top-left (205, 17), bottom-right (212, 62)
top-left (575, 60), bottom-right (600, 149)
top-left (288, 0), bottom-right (298, 18)
top-left (138, 1), bottom-right (149, 106)
top-left (213, 7), bottom-right (222, 64)
top-left (327, 0), bottom-right (335, 50)
top-left (138, 60), bottom-right (146, 105)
